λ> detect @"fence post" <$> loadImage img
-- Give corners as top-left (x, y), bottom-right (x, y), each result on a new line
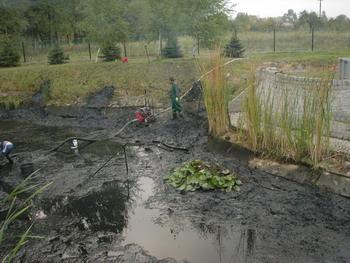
top-left (22, 42), bottom-right (26, 63)
top-left (197, 36), bottom-right (200, 55)
top-left (311, 28), bottom-right (314, 52)
top-left (273, 29), bottom-right (276, 52)
top-left (144, 45), bottom-right (150, 64)
top-left (123, 40), bottom-right (127, 57)
top-left (88, 41), bottom-right (92, 61)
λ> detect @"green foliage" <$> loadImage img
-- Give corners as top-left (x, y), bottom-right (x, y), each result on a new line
top-left (165, 160), bottom-right (242, 192)
top-left (194, 12), bottom-right (230, 48)
top-left (1, 0), bottom-right (350, 53)
top-left (0, 42), bottom-right (20, 67)
top-left (224, 36), bottom-right (244, 58)
top-left (162, 35), bottom-right (183, 58)
top-left (0, 5), bottom-right (28, 36)
top-left (82, 0), bottom-right (130, 45)
top-left (0, 171), bottom-right (51, 262)
top-left (297, 11), bottom-right (321, 31)
top-left (0, 97), bottom-right (22, 110)
top-left (100, 45), bottom-right (121, 61)
top-left (48, 46), bottom-right (69, 65)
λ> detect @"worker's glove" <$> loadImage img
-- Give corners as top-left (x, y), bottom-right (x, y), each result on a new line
top-left (176, 97), bottom-right (179, 101)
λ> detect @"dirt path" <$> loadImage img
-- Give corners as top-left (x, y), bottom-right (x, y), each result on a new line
top-left (0, 108), bottom-right (349, 263)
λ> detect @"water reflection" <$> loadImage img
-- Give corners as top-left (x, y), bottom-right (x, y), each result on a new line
top-left (122, 177), bottom-right (257, 263)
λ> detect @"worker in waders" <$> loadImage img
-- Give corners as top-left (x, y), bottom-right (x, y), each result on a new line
top-left (0, 140), bottom-right (15, 164)
top-left (169, 77), bottom-right (183, 119)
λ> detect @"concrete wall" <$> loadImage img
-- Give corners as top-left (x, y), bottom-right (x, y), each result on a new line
top-left (256, 67), bottom-right (350, 122)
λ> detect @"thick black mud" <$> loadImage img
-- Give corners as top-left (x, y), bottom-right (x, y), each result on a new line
top-left (0, 110), bottom-right (349, 263)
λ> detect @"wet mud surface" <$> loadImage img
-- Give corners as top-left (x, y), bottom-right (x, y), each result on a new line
top-left (0, 106), bottom-right (350, 263)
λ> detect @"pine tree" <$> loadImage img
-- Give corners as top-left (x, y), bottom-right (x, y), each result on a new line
top-left (0, 42), bottom-right (20, 67)
top-left (162, 35), bottom-right (183, 58)
top-left (101, 45), bottom-right (121, 61)
top-left (224, 36), bottom-right (245, 58)
top-left (48, 45), bottom-right (69, 65)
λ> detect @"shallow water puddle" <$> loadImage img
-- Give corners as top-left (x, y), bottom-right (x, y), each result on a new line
top-left (122, 177), bottom-right (254, 263)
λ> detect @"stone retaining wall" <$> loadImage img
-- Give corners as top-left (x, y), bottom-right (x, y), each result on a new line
top-left (258, 67), bottom-right (350, 122)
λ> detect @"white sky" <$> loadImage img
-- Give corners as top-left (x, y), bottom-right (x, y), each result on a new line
top-left (231, 0), bottom-right (350, 18)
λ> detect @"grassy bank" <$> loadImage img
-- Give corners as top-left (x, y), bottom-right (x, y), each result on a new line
top-left (223, 50), bottom-right (350, 100)
top-left (0, 50), bottom-right (348, 107)
top-left (0, 58), bottom-right (198, 106)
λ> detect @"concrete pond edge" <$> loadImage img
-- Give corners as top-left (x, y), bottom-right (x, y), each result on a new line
top-left (209, 137), bottom-right (350, 199)
top-left (249, 158), bottom-right (350, 198)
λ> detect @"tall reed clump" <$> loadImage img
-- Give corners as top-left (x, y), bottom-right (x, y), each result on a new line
top-left (239, 67), bottom-right (333, 167)
top-left (198, 49), bottom-right (230, 137)
top-left (0, 171), bottom-right (51, 262)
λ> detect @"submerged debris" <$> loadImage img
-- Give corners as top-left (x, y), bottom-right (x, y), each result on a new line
top-left (165, 160), bottom-right (242, 192)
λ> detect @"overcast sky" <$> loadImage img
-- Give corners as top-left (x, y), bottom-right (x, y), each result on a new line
top-left (231, 0), bottom-right (350, 18)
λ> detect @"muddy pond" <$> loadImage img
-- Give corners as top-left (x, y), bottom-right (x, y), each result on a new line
top-left (0, 113), bottom-right (350, 263)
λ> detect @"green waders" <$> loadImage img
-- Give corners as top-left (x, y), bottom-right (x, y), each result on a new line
top-left (170, 83), bottom-right (182, 118)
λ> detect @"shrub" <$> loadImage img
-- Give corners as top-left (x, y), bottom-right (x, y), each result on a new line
top-left (101, 45), bottom-right (121, 61)
top-left (0, 171), bottom-right (51, 262)
top-left (48, 45), bottom-right (69, 65)
top-left (224, 36), bottom-right (245, 58)
top-left (0, 42), bottom-right (20, 67)
top-left (162, 35), bottom-right (183, 58)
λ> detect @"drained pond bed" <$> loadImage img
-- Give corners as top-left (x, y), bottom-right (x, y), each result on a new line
top-left (0, 112), bottom-right (350, 263)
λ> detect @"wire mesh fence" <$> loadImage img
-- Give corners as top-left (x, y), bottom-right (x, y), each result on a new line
top-left (13, 30), bottom-right (349, 65)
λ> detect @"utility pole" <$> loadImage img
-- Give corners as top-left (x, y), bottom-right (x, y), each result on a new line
top-left (318, 0), bottom-right (323, 17)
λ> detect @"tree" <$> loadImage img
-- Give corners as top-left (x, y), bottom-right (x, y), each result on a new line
top-left (0, 41), bottom-right (20, 67)
top-left (100, 45), bottom-right (121, 61)
top-left (48, 45), bottom-right (69, 64)
top-left (162, 34), bottom-right (182, 58)
top-left (142, 0), bottom-right (231, 51)
top-left (282, 9), bottom-right (297, 28)
top-left (328, 15), bottom-right (350, 31)
top-left (297, 11), bottom-right (321, 31)
top-left (234, 13), bottom-right (254, 31)
top-left (186, 0), bottom-right (231, 48)
top-left (0, 5), bottom-right (27, 37)
top-left (81, 0), bottom-right (130, 47)
top-left (224, 35), bottom-right (244, 58)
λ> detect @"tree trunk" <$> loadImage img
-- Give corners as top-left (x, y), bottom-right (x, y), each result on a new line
top-left (55, 31), bottom-right (59, 45)
top-left (48, 13), bottom-right (54, 46)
